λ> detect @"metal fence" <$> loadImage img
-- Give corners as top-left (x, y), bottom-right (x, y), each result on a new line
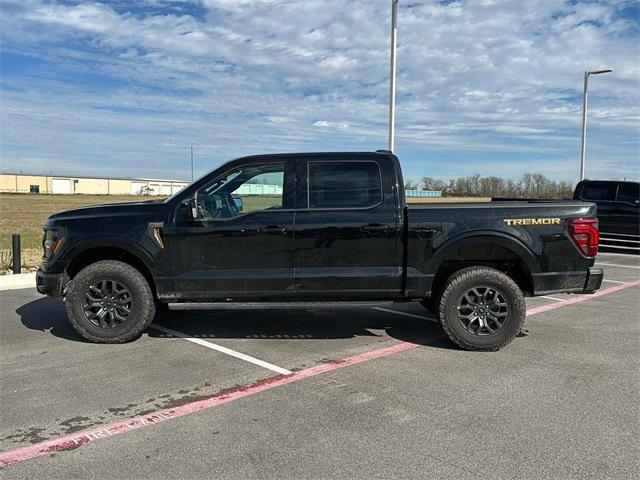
top-left (405, 189), bottom-right (442, 197)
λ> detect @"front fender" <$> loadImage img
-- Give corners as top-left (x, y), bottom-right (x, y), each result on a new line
top-left (57, 234), bottom-right (158, 273)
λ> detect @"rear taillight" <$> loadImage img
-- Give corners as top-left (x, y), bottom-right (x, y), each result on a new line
top-left (566, 217), bottom-right (599, 257)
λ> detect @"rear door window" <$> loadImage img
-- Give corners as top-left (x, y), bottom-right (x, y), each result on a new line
top-left (581, 182), bottom-right (615, 201)
top-left (307, 161), bottom-right (382, 209)
top-left (616, 183), bottom-right (639, 204)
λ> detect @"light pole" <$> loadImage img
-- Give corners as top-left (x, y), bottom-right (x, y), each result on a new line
top-left (579, 69), bottom-right (612, 180)
top-left (190, 145), bottom-right (194, 182)
top-left (388, 0), bottom-right (398, 152)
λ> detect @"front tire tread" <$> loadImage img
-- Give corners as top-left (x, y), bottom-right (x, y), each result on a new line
top-left (65, 260), bottom-right (156, 343)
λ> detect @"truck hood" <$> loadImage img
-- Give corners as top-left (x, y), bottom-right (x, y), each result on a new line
top-left (46, 199), bottom-right (166, 222)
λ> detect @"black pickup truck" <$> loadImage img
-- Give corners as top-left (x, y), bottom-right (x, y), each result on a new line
top-left (37, 151), bottom-right (603, 351)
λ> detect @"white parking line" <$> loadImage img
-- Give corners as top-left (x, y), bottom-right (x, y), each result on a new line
top-left (596, 263), bottom-right (640, 270)
top-left (372, 306), bottom-right (438, 323)
top-left (150, 324), bottom-right (292, 375)
top-left (541, 295), bottom-right (564, 301)
top-left (602, 279), bottom-right (628, 284)
top-left (598, 251), bottom-right (640, 256)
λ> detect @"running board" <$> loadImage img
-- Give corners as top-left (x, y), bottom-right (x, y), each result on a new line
top-left (167, 301), bottom-right (402, 310)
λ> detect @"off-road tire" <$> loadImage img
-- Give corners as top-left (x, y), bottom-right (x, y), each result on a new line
top-left (438, 267), bottom-right (525, 351)
top-left (65, 260), bottom-right (156, 343)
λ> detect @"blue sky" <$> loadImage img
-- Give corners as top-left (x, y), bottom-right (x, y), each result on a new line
top-left (1, 0), bottom-right (638, 184)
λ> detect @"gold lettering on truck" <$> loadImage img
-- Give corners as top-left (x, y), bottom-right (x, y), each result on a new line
top-left (504, 218), bottom-right (561, 226)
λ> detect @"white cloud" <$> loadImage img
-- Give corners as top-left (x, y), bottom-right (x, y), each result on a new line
top-left (0, 0), bottom-right (638, 182)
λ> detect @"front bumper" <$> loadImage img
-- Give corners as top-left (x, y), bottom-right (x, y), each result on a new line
top-left (36, 269), bottom-right (64, 297)
top-left (532, 267), bottom-right (603, 296)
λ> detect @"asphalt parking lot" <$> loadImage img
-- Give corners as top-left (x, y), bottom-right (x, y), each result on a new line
top-left (1, 251), bottom-right (639, 479)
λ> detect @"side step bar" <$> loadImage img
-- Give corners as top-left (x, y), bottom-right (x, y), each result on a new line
top-left (167, 301), bottom-right (405, 310)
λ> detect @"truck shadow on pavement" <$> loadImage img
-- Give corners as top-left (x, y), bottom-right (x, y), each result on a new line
top-left (149, 307), bottom-right (457, 349)
top-left (17, 297), bottom-right (86, 342)
top-left (18, 297), bottom-right (459, 349)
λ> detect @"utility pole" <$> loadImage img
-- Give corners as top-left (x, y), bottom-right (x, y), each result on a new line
top-left (579, 69), bottom-right (612, 180)
top-left (190, 145), bottom-right (194, 182)
top-left (388, 0), bottom-right (398, 152)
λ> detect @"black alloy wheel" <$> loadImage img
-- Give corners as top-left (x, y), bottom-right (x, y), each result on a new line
top-left (83, 279), bottom-right (132, 328)
top-left (456, 286), bottom-right (509, 336)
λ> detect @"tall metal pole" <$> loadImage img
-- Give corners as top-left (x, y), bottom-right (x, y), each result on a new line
top-left (579, 72), bottom-right (589, 181)
top-left (388, 0), bottom-right (398, 152)
top-left (579, 69), bottom-right (612, 181)
top-left (190, 145), bottom-right (194, 182)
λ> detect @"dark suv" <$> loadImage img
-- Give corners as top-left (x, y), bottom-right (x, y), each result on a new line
top-left (573, 180), bottom-right (639, 236)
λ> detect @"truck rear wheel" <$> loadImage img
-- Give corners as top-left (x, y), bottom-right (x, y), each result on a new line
top-left (438, 267), bottom-right (525, 351)
top-left (65, 260), bottom-right (156, 343)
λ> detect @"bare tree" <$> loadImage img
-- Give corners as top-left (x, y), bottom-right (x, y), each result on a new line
top-left (404, 171), bottom-right (573, 199)
top-left (421, 176), bottom-right (447, 192)
top-left (531, 173), bottom-right (548, 197)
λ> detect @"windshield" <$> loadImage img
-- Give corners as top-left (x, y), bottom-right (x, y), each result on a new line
top-left (163, 162), bottom-right (230, 203)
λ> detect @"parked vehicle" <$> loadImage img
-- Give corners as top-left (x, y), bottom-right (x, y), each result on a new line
top-left (573, 180), bottom-right (639, 234)
top-left (37, 151), bottom-right (603, 350)
top-left (573, 179), bottom-right (639, 254)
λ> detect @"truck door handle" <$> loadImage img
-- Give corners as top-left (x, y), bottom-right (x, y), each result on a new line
top-left (261, 225), bottom-right (288, 235)
top-left (361, 223), bottom-right (390, 234)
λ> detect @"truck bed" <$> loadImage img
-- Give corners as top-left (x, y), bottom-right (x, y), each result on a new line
top-left (403, 200), bottom-right (597, 298)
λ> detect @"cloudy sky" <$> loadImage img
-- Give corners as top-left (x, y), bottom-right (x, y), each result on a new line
top-left (1, 0), bottom-right (638, 183)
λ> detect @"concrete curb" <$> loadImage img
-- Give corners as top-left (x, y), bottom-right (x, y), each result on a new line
top-left (0, 272), bottom-right (37, 291)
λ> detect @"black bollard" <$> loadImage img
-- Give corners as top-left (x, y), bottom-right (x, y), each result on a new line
top-left (12, 233), bottom-right (21, 274)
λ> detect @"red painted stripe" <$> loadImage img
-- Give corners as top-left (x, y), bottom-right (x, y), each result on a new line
top-left (526, 279), bottom-right (640, 317)
top-left (0, 341), bottom-right (418, 467)
top-left (2, 278), bottom-right (639, 468)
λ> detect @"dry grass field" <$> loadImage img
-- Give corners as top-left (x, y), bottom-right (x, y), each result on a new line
top-left (0, 193), bottom-right (157, 270)
top-left (405, 196), bottom-right (490, 203)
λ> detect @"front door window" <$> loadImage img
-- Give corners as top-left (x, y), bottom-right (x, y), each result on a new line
top-left (196, 163), bottom-right (285, 222)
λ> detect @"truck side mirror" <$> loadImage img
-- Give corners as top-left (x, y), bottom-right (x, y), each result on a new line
top-left (182, 197), bottom-right (199, 221)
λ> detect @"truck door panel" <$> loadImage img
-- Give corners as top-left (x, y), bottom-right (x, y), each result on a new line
top-left (166, 159), bottom-right (296, 299)
top-left (293, 158), bottom-right (402, 299)
top-left (613, 182), bottom-right (640, 234)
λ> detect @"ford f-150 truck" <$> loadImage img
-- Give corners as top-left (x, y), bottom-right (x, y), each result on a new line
top-left (37, 151), bottom-right (603, 350)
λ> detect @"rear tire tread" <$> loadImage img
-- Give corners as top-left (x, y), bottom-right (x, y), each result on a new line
top-left (438, 267), bottom-right (526, 352)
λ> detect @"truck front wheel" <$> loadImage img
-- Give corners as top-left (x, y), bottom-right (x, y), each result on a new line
top-left (438, 267), bottom-right (525, 351)
top-left (65, 260), bottom-right (156, 343)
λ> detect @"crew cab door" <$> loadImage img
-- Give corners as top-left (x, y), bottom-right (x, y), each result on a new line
top-left (577, 181), bottom-right (616, 232)
top-left (166, 159), bottom-right (296, 300)
top-left (613, 182), bottom-right (640, 234)
top-left (293, 156), bottom-right (403, 299)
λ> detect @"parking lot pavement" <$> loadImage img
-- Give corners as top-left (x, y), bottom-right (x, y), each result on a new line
top-left (0, 292), bottom-right (447, 454)
top-left (0, 290), bottom-right (275, 450)
top-left (1, 256), bottom-right (639, 478)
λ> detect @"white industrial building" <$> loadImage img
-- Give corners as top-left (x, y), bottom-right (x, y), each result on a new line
top-left (0, 173), bottom-right (189, 196)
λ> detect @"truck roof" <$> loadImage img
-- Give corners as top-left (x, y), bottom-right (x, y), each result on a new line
top-left (234, 151), bottom-right (394, 161)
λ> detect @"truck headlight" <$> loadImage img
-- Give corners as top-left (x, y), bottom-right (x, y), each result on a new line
top-left (43, 228), bottom-right (65, 259)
